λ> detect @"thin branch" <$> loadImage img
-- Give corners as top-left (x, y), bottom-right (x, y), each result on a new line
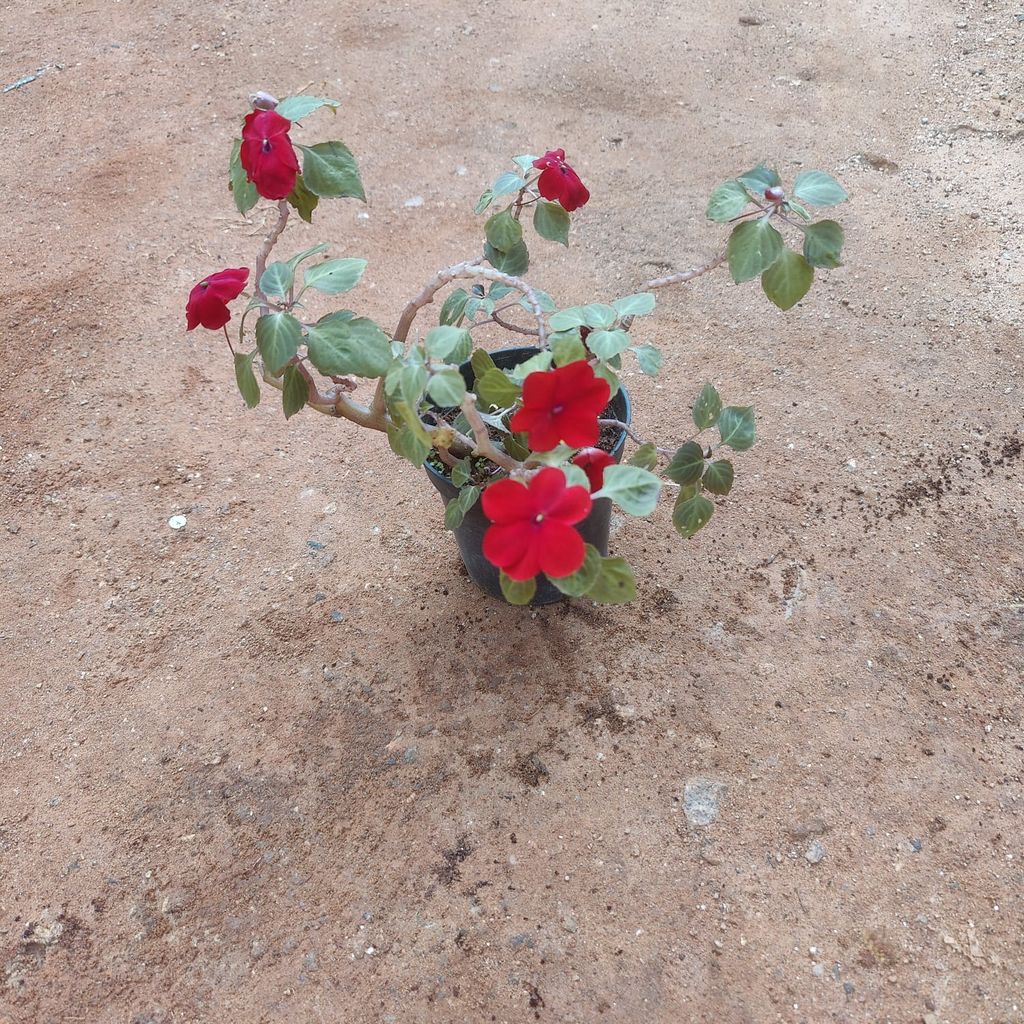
top-left (492, 311), bottom-right (540, 337)
top-left (642, 252), bottom-right (727, 291)
top-left (254, 201), bottom-right (290, 314)
top-left (259, 362), bottom-right (388, 431)
top-left (460, 395), bottom-right (522, 473)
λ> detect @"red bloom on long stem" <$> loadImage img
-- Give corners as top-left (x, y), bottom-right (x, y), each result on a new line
top-left (240, 110), bottom-right (299, 200)
top-left (532, 149), bottom-right (590, 212)
top-left (185, 268), bottom-right (250, 331)
top-left (509, 361), bottom-right (611, 452)
top-left (573, 447), bottom-right (615, 491)
top-left (482, 467), bottom-right (593, 581)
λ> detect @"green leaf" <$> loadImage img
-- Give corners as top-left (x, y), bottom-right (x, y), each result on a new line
top-left (305, 313), bottom-right (393, 378)
top-left (512, 154), bottom-right (538, 173)
top-left (229, 139), bottom-right (259, 215)
top-left (425, 325), bottom-right (472, 364)
top-left (703, 459), bottom-right (734, 495)
top-left (275, 95), bottom-right (339, 121)
top-left (233, 352), bottom-right (260, 408)
top-left (450, 459), bottom-right (471, 487)
top-left (440, 288), bottom-right (470, 326)
top-left (520, 287), bottom-right (556, 313)
top-left (551, 331), bottom-right (587, 366)
top-left (459, 484), bottom-right (480, 513)
top-left (470, 348), bottom-right (497, 382)
top-left (492, 171), bottom-right (526, 198)
top-left (793, 170), bottom-right (848, 207)
top-left (500, 571), bottom-right (537, 605)
top-left (692, 383), bottom-right (722, 429)
top-left (255, 312), bottom-right (302, 375)
top-left (423, 327), bottom-right (471, 368)
top-left (761, 248), bottom-right (814, 311)
top-left (551, 303), bottom-right (618, 331)
top-left (286, 243), bottom-right (330, 272)
top-left (727, 219), bottom-right (784, 283)
top-left (474, 189), bottom-right (495, 215)
top-left (587, 329), bottom-right (631, 361)
top-left (507, 350), bottom-right (553, 383)
top-left (737, 164), bottom-right (781, 194)
top-left (484, 239), bottom-right (529, 276)
top-left (665, 440), bottom-right (705, 485)
top-left (562, 463), bottom-right (590, 490)
top-left (705, 179), bottom-right (750, 222)
top-left (593, 465), bottom-right (662, 516)
top-left (444, 496), bottom-right (466, 530)
top-left (302, 257), bottom-right (367, 295)
top-left (612, 292), bottom-right (656, 317)
top-left (475, 368), bottom-right (521, 409)
top-left (629, 442), bottom-right (658, 471)
top-left (385, 361), bottom-right (429, 404)
top-left (299, 142), bottom-right (365, 201)
top-left (281, 364), bottom-right (307, 419)
top-left (802, 220), bottom-right (845, 269)
top-left (484, 209), bottom-right (523, 253)
top-left (786, 199), bottom-right (813, 222)
top-left (592, 362), bottom-right (620, 399)
top-left (548, 544), bottom-right (602, 596)
top-left (718, 406), bottom-right (756, 451)
top-left (286, 174), bottom-right (319, 223)
top-left (427, 369), bottom-right (467, 407)
top-left (259, 261), bottom-right (294, 297)
top-left (533, 201), bottom-right (570, 246)
top-left (673, 489), bottom-right (714, 539)
top-left (631, 345), bottom-right (662, 376)
top-left (387, 412), bottom-right (432, 466)
top-left (587, 557), bottom-right (638, 604)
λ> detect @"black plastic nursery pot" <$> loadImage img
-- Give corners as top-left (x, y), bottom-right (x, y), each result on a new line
top-left (424, 346), bottom-right (632, 604)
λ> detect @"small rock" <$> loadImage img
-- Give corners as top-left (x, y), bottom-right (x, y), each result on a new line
top-left (403, 196), bottom-right (424, 208)
top-left (329, 610), bottom-right (345, 623)
top-left (402, 747), bottom-right (418, 764)
top-left (683, 779), bottom-right (726, 827)
top-left (910, 837), bottom-right (922, 852)
top-left (167, 515), bottom-right (187, 530)
top-left (307, 540), bottom-right (325, 551)
top-left (805, 840), bottom-right (826, 864)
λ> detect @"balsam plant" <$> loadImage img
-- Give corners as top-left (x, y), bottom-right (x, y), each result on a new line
top-left (187, 91), bottom-right (848, 604)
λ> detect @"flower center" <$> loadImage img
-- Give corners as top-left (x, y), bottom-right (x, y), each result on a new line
top-left (534, 513), bottom-right (545, 524)
top-left (551, 404), bottom-right (565, 415)
top-left (261, 139), bottom-right (272, 153)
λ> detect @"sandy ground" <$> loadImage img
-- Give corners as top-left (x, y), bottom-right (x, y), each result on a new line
top-left (2, 0), bottom-right (1023, 1021)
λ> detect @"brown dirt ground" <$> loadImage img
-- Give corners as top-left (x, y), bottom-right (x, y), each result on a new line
top-left (2, 0), bottom-right (1023, 1021)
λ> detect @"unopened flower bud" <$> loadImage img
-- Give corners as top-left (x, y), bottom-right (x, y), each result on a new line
top-left (250, 91), bottom-right (279, 110)
top-left (764, 185), bottom-right (785, 204)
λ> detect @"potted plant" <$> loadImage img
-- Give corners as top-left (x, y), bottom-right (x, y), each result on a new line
top-left (187, 92), bottom-right (848, 604)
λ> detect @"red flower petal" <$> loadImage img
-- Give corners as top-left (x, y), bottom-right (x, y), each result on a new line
top-left (510, 362), bottom-right (610, 452)
top-left (572, 448), bottom-right (615, 491)
top-left (240, 110), bottom-right (300, 200)
top-left (185, 267), bottom-right (250, 331)
top-left (536, 520), bottom-right (586, 578)
top-left (533, 149), bottom-right (590, 212)
top-left (480, 467), bottom-right (593, 582)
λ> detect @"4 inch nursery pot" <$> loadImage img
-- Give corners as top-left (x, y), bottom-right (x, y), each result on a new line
top-left (424, 346), bottom-right (632, 604)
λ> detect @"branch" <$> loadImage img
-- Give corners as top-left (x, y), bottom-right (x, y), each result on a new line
top-left (460, 395), bottom-right (522, 473)
top-left (254, 200), bottom-right (291, 315)
top-left (260, 362), bottom-right (388, 431)
top-left (641, 252), bottom-right (726, 291)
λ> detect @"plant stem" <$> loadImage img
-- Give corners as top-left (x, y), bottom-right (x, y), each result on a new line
top-left (641, 252), bottom-right (726, 291)
top-left (460, 395), bottom-right (523, 473)
top-left (254, 200), bottom-right (291, 315)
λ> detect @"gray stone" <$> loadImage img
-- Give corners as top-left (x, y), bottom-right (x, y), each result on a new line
top-left (683, 779), bottom-right (726, 827)
top-left (805, 839), bottom-right (826, 864)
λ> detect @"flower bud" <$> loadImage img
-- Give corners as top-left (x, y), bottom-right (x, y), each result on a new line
top-left (764, 185), bottom-right (785, 204)
top-left (250, 91), bottom-right (279, 110)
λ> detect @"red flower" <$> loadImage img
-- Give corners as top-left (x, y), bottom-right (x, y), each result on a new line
top-left (509, 361), bottom-right (611, 452)
top-left (482, 467), bottom-right (593, 581)
top-left (573, 447), bottom-right (615, 491)
top-left (532, 149), bottom-right (590, 212)
top-left (185, 268), bottom-right (250, 331)
top-left (240, 110), bottom-right (299, 200)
